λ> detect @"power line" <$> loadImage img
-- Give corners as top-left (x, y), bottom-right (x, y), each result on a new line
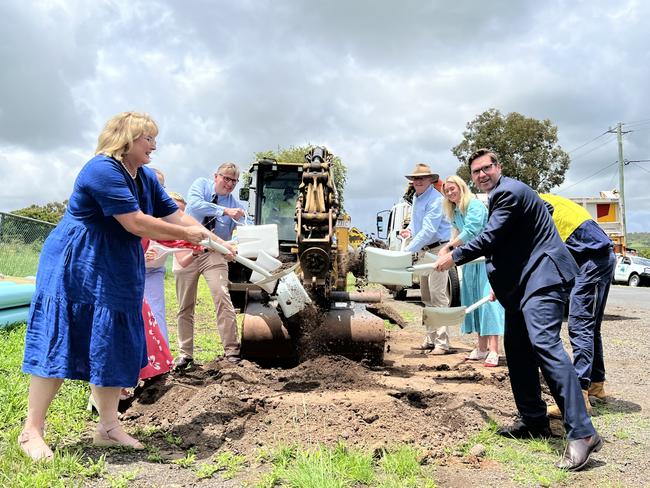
top-left (555, 160), bottom-right (619, 194)
top-left (569, 135), bottom-right (617, 161)
top-left (567, 130), bottom-right (610, 155)
top-left (625, 117), bottom-right (650, 125)
top-left (629, 162), bottom-right (650, 175)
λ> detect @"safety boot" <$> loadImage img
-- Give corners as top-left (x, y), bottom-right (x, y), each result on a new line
top-left (588, 381), bottom-right (607, 402)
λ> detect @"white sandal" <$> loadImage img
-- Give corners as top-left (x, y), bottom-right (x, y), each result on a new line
top-left (484, 351), bottom-right (499, 367)
top-left (466, 348), bottom-right (489, 361)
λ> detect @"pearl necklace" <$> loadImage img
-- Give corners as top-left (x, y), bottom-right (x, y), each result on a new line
top-left (120, 160), bottom-right (137, 179)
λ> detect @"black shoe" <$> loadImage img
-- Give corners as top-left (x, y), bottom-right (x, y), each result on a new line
top-left (556, 433), bottom-right (603, 471)
top-left (226, 355), bottom-right (241, 364)
top-left (497, 419), bottom-right (552, 439)
top-left (173, 356), bottom-right (194, 371)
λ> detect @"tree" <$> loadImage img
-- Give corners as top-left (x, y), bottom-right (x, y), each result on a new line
top-left (12, 200), bottom-right (68, 224)
top-left (255, 145), bottom-right (348, 211)
top-left (452, 109), bottom-right (570, 192)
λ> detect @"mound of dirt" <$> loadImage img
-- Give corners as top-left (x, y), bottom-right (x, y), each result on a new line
top-left (123, 320), bottom-right (516, 460)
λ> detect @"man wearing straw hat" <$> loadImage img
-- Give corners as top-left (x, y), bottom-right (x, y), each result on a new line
top-left (434, 149), bottom-right (602, 472)
top-left (400, 163), bottom-right (453, 355)
top-left (174, 163), bottom-right (248, 368)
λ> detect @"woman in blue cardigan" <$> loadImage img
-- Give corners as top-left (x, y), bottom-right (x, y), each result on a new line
top-left (439, 175), bottom-right (504, 367)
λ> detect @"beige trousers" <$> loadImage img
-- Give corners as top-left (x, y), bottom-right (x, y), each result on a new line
top-left (417, 243), bottom-right (450, 350)
top-left (174, 251), bottom-right (240, 358)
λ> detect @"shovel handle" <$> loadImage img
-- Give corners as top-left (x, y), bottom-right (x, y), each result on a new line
top-left (465, 295), bottom-right (491, 314)
top-left (200, 238), bottom-right (272, 278)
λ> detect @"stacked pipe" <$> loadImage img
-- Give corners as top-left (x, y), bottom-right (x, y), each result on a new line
top-left (0, 280), bottom-right (35, 328)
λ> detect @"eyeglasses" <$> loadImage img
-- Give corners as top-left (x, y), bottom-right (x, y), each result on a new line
top-left (411, 176), bottom-right (429, 181)
top-left (219, 174), bottom-right (238, 184)
top-left (470, 162), bottom-right (496, 177)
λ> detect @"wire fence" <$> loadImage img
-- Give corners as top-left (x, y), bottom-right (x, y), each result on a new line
top-left (0, 212), bottom-right (55, 277)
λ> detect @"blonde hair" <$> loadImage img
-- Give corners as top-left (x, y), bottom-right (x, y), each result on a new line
top-left (442, 175), bottom-right (475, 220)
top-left (95, 112), bottom-right (158, 162)
top-left (166, 191), bottom-right (185, 204)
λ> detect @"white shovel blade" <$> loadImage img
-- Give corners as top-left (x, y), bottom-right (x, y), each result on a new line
top-left (276, 272), bottom-right (312, 318)
top-left (365, 247), bottom-right (413, 286)
top-left (422, 306), bottom-right (467, 334)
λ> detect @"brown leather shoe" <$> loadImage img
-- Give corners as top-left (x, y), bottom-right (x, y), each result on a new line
top-left (556, 433), bottom-right (603, 471)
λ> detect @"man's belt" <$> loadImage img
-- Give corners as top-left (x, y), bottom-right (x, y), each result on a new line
top-left (422, 240), bottom-right (448, 251)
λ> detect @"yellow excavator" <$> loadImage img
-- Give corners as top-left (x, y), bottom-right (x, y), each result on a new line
top-left (232, 147), bottom-right (385, 365)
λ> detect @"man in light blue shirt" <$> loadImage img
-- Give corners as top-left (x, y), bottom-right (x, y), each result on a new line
top-left (400, 163), bottom-right (452, 354)
top-left (174, 163), bottom-right (248, 368)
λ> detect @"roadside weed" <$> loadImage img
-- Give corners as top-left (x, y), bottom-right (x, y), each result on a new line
top-left (171, 448), bottom-right (196, 468)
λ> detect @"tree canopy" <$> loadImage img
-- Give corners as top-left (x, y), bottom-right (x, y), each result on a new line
top-left (452, 109), bottom-right (570, 192)
top-left (255, 145), bottom-right (348, 211)
top-left (11, 201), bottom-right (68, 224)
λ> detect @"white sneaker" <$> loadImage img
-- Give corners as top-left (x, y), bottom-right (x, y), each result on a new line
top-left (466, 348), bottom-right (489, 361)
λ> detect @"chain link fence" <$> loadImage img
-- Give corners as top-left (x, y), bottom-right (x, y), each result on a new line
top-left (0, 212), bottom-right (55, 277)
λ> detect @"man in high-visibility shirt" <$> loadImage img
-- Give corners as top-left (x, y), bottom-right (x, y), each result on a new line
top-left (540, 194), bottom-right (616, 417)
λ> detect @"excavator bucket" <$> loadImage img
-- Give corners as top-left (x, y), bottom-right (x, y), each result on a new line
top-left (241, 293), bottom-right (386, 365)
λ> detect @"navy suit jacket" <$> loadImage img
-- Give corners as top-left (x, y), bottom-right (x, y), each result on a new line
top-left (452, 176), bottom-right (579, 310)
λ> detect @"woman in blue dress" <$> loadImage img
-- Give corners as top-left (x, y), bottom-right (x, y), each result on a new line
top-left (439, 175), bottom-right (504, 367)
top-left (19, 112), bottom-right (235, 461)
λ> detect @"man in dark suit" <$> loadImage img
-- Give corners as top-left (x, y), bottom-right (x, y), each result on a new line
top-left (435, 149), bottom-right (602, 471)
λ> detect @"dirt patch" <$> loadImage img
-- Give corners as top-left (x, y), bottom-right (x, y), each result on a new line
top-left (122, 316), bottom-right (515, 461)
top-left (104, 287), bottom-right (650, 487)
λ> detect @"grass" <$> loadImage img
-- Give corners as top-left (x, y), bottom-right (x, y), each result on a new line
top-left (255, 443), bottom-right (436, 488)
top-left (0, 242), bottom-right (42, 277)
top-left (459, 420), bottom-right (569, 487)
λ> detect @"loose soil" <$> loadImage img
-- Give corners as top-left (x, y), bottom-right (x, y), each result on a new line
top-left (86, 287), bottom-right (650, 487)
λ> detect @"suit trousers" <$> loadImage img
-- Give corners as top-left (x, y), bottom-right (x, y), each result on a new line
top-left (568, 250), bottom-right (616, 388)
top-left (418, 244), bottom-right (450, 349)
top-left (174, 251), bottom-right (240, 359)
top-left (504, 283), bottom-right (595, 440)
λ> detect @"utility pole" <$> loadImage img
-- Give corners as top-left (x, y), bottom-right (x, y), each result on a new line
top-left (616, 122), bottom-right (627, 248)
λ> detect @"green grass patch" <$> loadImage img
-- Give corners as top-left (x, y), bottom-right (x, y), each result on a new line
top-left (0, 242), bottom-right (42, 277)
top-left (255, 442), bottom-right (436, 488)
top-left (0, 324), bottom-right (97, 487)
top-left (196, 450), bottom-right (246, 480)
top-left (459, 420), bottom-right (569, 487)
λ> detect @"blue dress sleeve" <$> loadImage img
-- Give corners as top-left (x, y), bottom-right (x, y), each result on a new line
top-left (457, 199), bottom-right (487, 243)
top-left (78, 156), bottom-right (139, 216)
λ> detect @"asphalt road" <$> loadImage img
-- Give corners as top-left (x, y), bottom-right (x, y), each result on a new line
top-left (607, 284), bottom-right (650, 309)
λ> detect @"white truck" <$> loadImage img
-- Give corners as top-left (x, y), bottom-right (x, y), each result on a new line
top-left (376, 198), bottom-right (461, 305)
top-left (613, 254), bottom-right (650, 287)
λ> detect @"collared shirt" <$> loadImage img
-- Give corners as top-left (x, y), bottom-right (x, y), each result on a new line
top-left (186, 177), bottom-right (249, 241)
top-left (404, 185), bottom-right (451, 253)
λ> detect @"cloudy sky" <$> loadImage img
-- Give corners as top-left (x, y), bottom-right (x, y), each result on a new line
top-left (1, 0), bottom-right (649, 235)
